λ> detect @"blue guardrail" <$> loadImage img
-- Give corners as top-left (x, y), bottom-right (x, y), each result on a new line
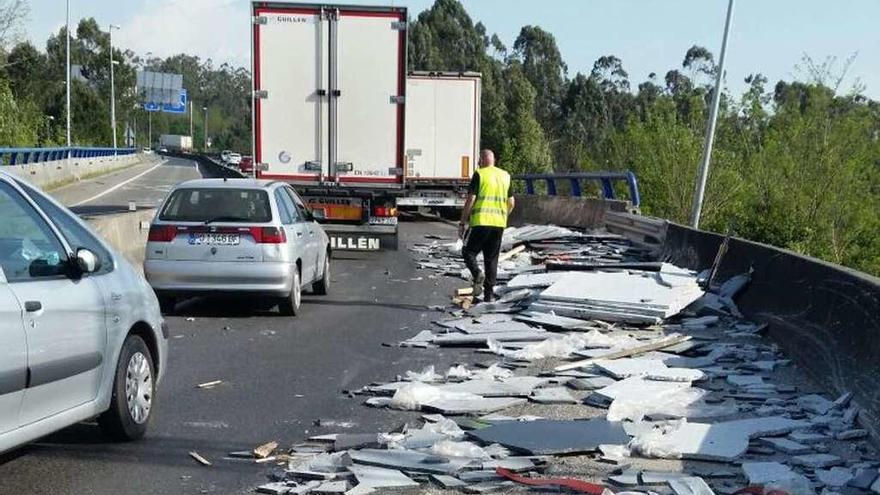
top-left (513, 171), bottom-right (641, 208)
top-left (0, 147), bottom-right (136, 166)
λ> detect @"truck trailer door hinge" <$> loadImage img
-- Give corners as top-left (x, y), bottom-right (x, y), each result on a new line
top-left (253, 90), bottom-right (268, 99)
top-left (304, 161), bottom-right (322, 172)
top-left (391, 21), bottom-right (407, 31)
top-left (253, 16), bottom-right (268, 25)
top-left (389, 95), bottom-right (405, 104)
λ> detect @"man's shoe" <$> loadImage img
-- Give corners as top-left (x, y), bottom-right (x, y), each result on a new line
top-left (472, 271), bottom-right (485, 298)
top-left (483, 291), bottom-right (496, 303)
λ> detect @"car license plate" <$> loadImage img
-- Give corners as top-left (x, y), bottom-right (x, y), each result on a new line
top-left (188, 233), bottom-right (240, 246)
top-left (369, 217), bottom-right (398, 226)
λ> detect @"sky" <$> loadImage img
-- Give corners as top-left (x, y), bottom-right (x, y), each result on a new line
top-left (22, 0), bottom-right (880, 99)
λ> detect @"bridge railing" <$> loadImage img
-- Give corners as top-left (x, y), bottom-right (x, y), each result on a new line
top-left (512, 171), bottom-right (641, 208)
top-left (0, 147), bottom-right (137, 166)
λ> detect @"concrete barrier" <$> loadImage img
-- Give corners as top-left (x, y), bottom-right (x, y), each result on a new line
top-left (83, 209), bottom-right (156, 273)
top-left (4, 153), bottom-right (152, 190)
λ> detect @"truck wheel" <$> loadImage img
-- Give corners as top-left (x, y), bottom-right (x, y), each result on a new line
top-left (279, 269), bottom-right (302, 316)
top-left (98, 335), bottom-right (155, 441)
top-left (313, 255), bottom-right (330, 295)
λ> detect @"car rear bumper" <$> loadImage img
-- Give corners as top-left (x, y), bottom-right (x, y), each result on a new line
top-left (144, 259), bottom-right (294, 296)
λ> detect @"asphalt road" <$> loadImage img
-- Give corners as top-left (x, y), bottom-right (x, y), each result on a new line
top-left (0, 159), bottom-right (474, 494)
top-left (50, 155), bottom-right (204, 215)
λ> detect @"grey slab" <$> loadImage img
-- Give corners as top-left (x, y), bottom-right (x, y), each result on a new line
top-left (798, 394), bottom-right (835, 415)
top-left (789, 431), bottom-right (829, 444)
top-left (641, 471), bottom-right (691, 484)
top-left (458, 470), bottom-right (503, 482)
top-left (461, 481), bottom-right (515, 493)
top-left (792, 453), bottom-right (845, 468)
top-left (465, 418), bottom-right (629, 455)
top-left (742, 462), bottom-right (800, 484)
top-left (346, 465), bottom-right (419, 491)
top-left (257, 482), bottom-right (292, 495)
top-left (594, 376), bottom-right (691, 401)
top-left (312, 481), bottom-right (349, 493)
top-left (334, 434), bottom-right (381, 451)
top-left (609, 470), bottom-right (641, 486)
top-left (431, 474), bottom-right (467, 488)
top-left (454, 321), bottom-right (536, 335)
top-left (439, 376), bottom-right (547, 397)
top-left (432, 330), bottom-right (548, 345)
top-left (529, 387), bottom-right (578, 404)
top-left (760, 436), bottom-right (812, 454)
top-left (726, 375), bottom-right (765, 387)
top-left (348, 449), bottom-right (472, 475)
top-left (423, 396), bottom-right (527, 416)
top-left (848, 469), bottom-right (878, 489)
top-left (818, 467), bottom-right (854, 488)
top-left (568, 376), bottom-right (616, 390)
top-left (507, 272), bottom-right (567, 289)
top-left (668, 477), bottom-right (716, 495)
top-left (481, 457), bottom-right (536, 472)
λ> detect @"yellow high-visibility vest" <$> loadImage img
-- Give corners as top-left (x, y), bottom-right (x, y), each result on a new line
top-left (471, 166), bottom-right (511, 228)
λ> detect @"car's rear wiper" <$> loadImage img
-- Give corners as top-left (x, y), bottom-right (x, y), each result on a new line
top-left (203, 216), bottom-right (249, 225)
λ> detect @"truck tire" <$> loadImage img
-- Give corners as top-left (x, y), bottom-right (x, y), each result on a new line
top-left (279, 269), bottom-right (302, 316)
top-left (98, 335), bottom-right (155, 441)
top-left (313, 255), bottom-right (330, 295)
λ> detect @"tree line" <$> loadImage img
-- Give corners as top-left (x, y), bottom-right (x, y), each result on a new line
top-left (1, 0), bottom-right (878, 276)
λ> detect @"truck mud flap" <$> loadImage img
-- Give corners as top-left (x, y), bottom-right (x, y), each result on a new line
top-left (323, 224), bottom-right (399, 252)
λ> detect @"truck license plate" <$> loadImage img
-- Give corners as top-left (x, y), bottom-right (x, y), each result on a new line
top-left (188, 233), bottom-right (240, 246)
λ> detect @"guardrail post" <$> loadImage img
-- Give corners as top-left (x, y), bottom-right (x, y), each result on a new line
top-left (626, 171), bottom-right (640, 208)
top-left (600, 178), bottom-right (614, 200)
top-left (545, 178), bottom-right (557, 196)
top-left (569, 178), bottom-right (581, 197)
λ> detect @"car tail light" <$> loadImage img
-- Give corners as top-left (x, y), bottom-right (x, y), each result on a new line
top-left (250, 226), bottom-right (286, 244)
top-left (148, 225), bottom-right (177, 242)
top-left (372, 206), bottom-right (398, 217)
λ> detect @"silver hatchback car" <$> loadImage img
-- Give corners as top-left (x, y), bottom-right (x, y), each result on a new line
top-left (144, 179), bottom-right (331, 315)
top-left (0, 171), bottom-right (167, 454)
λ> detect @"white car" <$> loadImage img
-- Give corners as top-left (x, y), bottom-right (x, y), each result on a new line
top-left (220, 150), bottom-right (233, 162)
top-left (144, 179), bottom-right (330, 315)
top-left (0, 171), bottom-right (167, 453)
top-left (226, 153), bottom-right (242, 166)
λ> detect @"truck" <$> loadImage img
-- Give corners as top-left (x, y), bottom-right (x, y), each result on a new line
top-left (159, 134), bottom-right (193, 152)
top-left (252, 2), bottom-right (408, 251)
top-left (399, 71), bottom-right (481, 211)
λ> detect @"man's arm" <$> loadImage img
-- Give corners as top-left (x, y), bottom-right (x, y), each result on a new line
top-left (507, 196), bottom-right (515, 214)
top-left (459, 194), bottom-right (476, 238)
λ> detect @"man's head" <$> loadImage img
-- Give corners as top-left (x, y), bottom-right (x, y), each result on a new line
top-left (478, 149), bottom-right (495, 168)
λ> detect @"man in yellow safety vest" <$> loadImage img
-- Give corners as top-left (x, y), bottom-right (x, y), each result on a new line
top-left (459, 149), bottom-right (515, 302)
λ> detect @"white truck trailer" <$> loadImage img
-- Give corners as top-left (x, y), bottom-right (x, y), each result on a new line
top-left (399, 71), bottom-right (481, 210)
top-left (252, 1), bottom-right (407, 250)
top-left (159, 134), bottom-right (193, 152)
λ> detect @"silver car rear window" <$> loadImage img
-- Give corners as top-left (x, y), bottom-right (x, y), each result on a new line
top-left (159, 188), bottom-right (272, 223)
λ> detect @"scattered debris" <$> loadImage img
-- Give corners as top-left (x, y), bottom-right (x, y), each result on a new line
top-left (197, 380), bottom-right (223, 389)
top-left (254, 441), bottom-right (279, 459)
top-left (189, 451), bottom-right (212, 466)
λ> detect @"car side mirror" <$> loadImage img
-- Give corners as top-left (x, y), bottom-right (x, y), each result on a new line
top-left (310, 209), bottom-right (325, 221)
top-left (75, 248), bottom-right (101, 274)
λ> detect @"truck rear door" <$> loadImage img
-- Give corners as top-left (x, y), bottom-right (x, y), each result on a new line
top-left (254, 5), bottom-right (329, 183)
top-left (253, 3), bottom-right (406, 188)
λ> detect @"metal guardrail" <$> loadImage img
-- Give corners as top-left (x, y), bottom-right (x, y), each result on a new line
top-left (513, 171), bottom-right (641, 208)
top-left (0, 147), bottom-right (137, 166)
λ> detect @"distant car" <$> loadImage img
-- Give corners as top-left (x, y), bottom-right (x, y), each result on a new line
top-left (239, 155), bottom-right (254, 174)
top-left (144, 179), bottom-right (331, 316)
top-left (220, 150), bottom-right (233, 163)
top-left (142, 147), bottom-right (153, 154)
top-left (159, 147), bottom-right (169, 154)
top-left (226, 153), bottom-right (242, 166)
top-left (0, 171), bottom-right (167, 453)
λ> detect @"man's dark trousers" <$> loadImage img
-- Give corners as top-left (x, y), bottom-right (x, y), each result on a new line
top-left (463, 226), bottom-right (504, 296)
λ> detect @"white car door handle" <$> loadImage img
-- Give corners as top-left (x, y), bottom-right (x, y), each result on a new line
top-left (24, 301), bottom-right (42, 312)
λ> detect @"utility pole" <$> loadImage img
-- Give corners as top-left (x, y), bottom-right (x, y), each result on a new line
top-left (203, 106), bottom-right (208, 150)
top-left (109, 24), bottom-right (120, 150)
top-left (148, 112), bottom-right (152, 149)
top-left (689, 0), bottom-right (735, 229)
top-left (65, 0), bottom-right (71, 147)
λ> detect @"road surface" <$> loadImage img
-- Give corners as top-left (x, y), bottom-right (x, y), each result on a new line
top-left (0, 158), bottom-right (472, 494)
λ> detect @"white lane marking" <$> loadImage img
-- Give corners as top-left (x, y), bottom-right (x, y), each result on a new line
top-left (71, 160), bottom-right (168, 207)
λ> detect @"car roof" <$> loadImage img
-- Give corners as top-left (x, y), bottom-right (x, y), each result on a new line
top-left (173, 178), bottom-right (277, 189)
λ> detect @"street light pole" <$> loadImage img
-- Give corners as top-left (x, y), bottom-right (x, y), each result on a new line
top-left (689, 0), bottom-right (735, 229)
top-left (203, 106), bottom-right (208, 150)
top-left (189, 100), bottom-right (193, 138)
top-left (65, 0), bottom-right (71, 147)
top-left (109, 24), bottom-right (120, 150)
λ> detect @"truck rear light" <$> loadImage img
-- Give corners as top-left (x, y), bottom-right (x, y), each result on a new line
top-left (250, 226), bottom-right (287, 244)
top-left (372, 206), bottom-right (398, 218)
top-left (148, 225), bottom-right (177, 242)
